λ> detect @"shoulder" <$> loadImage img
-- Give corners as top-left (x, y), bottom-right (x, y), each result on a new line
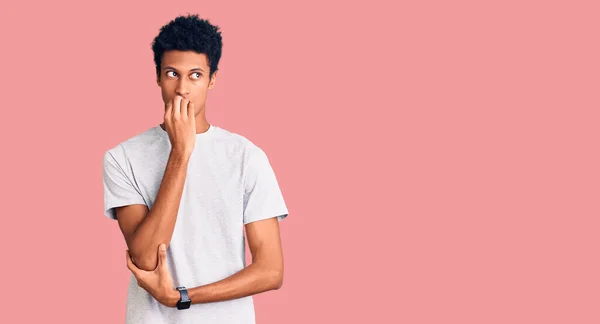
top-left (103, 125), bottom-right (161, 165)
top-left (211, 125), bottom-right (267, 159)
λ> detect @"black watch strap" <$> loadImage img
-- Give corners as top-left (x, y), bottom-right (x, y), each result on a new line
top-left (176, 286), bottom-right (191, 310)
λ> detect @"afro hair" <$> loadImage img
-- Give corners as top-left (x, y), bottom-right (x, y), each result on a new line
top-left (151, 14), bottom-right (223, 80)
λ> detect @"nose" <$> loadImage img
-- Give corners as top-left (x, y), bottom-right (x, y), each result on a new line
top-left (175, 79), bottom-right (190, 97)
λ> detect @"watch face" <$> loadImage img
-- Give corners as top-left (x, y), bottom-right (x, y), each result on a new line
top-left (176, 287), bottom-right (191, 309)
top-left (177, 300), bottom-right (191, 309)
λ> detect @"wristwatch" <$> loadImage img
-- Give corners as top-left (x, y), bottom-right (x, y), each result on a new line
top-left (176, 286), bottom-right (191, 310)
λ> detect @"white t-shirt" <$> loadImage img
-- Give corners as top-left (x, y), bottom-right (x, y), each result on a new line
top-left (102, 124), bottom-right (289, 324)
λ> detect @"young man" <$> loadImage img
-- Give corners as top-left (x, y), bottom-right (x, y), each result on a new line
top-left (102, 14), bottom-right (289, 323)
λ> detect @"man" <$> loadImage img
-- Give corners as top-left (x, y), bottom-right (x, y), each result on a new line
top-left (102, 14), bottom-right (289, 323)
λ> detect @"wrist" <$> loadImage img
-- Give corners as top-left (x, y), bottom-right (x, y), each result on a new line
top-left (170, 150), bottom-right (191, 162)
top-left (168, 288), bottom-right (180, 308)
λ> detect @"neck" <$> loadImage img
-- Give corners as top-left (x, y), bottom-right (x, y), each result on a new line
top-left (194, 117), bottom-right (211, 134)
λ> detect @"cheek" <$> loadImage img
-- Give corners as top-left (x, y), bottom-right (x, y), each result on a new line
top-left (192, 87), bottom-right (208, 98)
top-left (159, 85), bottom-right (170, 96)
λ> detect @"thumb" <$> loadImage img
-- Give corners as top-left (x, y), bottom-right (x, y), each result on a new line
top-left (126, 250), bottom-right (139, 275)
top-left (157, 244), bottom-right (167, 266)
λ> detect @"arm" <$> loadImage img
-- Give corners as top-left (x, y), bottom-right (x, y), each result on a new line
top-left (116, 151), bottom-right (190, 271)
top-left (183, 217), bottom-right (284, 305)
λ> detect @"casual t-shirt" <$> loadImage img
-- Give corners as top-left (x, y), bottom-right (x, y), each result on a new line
top-left (102, 123), bottom-right (289, 324)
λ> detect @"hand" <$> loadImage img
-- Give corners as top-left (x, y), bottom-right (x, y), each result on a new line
top-left (163, 95), bottom-right (197, 157)
top-left (126, 244), bottom-right (179, 308)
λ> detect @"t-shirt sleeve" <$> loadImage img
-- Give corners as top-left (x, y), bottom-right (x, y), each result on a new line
top-left (243, 145), bottom-right (289, 225)
top-left (103, 149), bottom-right (146, 220)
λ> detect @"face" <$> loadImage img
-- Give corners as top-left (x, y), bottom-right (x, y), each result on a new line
top-left (156, 50), bottom-right (217, 116)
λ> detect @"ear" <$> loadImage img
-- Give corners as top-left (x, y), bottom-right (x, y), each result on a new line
top-left (208, 72), bottom-right (217, 89)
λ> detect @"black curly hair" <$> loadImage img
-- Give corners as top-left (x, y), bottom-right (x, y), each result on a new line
top-left (151, 14), bottom-right (223, 80)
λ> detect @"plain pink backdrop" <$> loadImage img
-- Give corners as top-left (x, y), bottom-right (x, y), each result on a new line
top-left (0, 0), bottom-right (598, 323)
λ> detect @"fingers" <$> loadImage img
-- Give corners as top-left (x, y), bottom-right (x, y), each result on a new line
top-left (181, 98), bottom-right (190, 118)
top-left (188, 101), bottom-right (195, 118)
top-left (167, 96), bottom-right (196, 120)
top-left (165, 100), bottom-right (173, 120)
top-left (157, 243), bottom-right (165, 263)
top-left (156, 243), bottom-right (167, 269)
top-left (173, 96), bottom-right (182, 119)
top-left (126, 250), bottom-right (139, 275)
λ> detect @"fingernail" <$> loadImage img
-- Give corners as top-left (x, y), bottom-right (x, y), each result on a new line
top-left (160, 244), bottom-right (166, 251)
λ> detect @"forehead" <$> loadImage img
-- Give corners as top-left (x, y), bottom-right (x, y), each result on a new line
top-left (161, 50), bottom-right (209, 70)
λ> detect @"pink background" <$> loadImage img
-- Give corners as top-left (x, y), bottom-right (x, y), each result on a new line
top-left (0, 0), bottom-right (598, 323)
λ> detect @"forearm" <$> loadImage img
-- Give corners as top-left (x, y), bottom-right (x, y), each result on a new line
top-left (186, 261), bottom-right (283, 305)
top-left (129, 151), bottom-right (190, 270)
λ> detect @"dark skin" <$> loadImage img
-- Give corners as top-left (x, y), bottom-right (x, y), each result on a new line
top-left (157, 50), bottom-right (216, 134)
top-left (117, 50), bottom-right (285, 307)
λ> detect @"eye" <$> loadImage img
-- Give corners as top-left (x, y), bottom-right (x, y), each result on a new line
top-left (191, 72), bottom-right (201, 79)
top-left (166, 71), bottom-right (177, 77)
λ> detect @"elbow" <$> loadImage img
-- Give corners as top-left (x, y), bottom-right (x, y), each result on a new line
top-left (136, 259), bottom-right (158, 272)
top-left (127, 239), bottom-right (167, 271)
top-left (268, 269), bottom-right (284, 290)
top-left (129, 251), bottom-right (158, 272)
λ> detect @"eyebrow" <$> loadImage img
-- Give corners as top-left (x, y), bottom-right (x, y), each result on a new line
top-left (163, 66), bottom-right (205, 72)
